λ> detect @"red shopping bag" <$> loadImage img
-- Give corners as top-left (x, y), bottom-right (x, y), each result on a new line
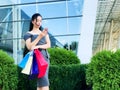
top-left (34, 49), bottom-right (48, 78)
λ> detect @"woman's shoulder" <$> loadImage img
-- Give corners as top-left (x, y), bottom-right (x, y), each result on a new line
top-left (23, 32), bottom-right (33, 41)
top-left (24, 31), bottom-right (31, 35)
top-left (26, 31), bottom-right (32, 35)
top-left (24, 31), bottom-right (38, 36)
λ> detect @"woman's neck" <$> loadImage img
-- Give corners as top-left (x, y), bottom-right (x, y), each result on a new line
top-left (32, 27), bottom-right (39, 31)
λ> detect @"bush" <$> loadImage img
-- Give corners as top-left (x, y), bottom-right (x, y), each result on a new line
top-left (17, 64), bottom-right (88, 90)
top-left (48, 47), bottom-right (80, 65)
top-left (0, 50), bottom-right (18, 90)
top-left (17, 67), bottom-right (37, 90)
top-left (49, 64), bottom-right (87, 90)
top-left (86, 50), bottom-right (120, 90)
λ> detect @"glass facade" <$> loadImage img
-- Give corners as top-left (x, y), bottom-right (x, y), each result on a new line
top-left (0, 0), bottom-right (84, 64)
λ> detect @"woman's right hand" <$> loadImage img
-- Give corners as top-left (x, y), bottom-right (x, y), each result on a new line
top-left (39, 28), bottom-right (48, 37)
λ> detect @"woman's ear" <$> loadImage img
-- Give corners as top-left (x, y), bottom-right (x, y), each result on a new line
top-left (32, 20), bottom-right (34, 24)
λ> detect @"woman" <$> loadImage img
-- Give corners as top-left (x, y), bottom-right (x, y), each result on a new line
top-left (23, 13), bottom-right (51, 90)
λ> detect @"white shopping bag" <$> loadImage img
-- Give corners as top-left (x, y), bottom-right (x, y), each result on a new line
top-left (21, 51), bottom-right (33, 75)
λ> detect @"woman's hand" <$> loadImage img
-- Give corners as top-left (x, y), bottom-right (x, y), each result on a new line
top-left (39, 28), bottom-right (48, 37)
top-left (31, 46), bottom-right (37, 50)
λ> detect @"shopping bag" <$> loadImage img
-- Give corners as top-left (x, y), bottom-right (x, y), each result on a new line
top-left (21, 51), bottom-right (33, 75)
top-left (34, 49), bottom-right (48, 78)
top-left (30, 52), bottom-right (39, 78)
top-left (18, 51), bottom-right (32, 68)
top-left (30, 53), bottom-right (39, 74)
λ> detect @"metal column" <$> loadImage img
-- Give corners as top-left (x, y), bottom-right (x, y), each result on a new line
top-left (12, 6), bottom-right (18, 64)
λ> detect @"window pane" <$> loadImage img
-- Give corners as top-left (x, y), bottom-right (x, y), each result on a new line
top-left (0, 7), bottom-right (12, 22)
top-left (42, 18), bottom-right (67, 35)
top-left (21, 0), bottom-right (36, 4)
top-left (0, 1), bottom-right (13, 5)
top-left (54, 35), bottom-right (80, 53)
top-left (68, 0), bottom-right (84, 16)
top-left (68, 17), bottom-right (82, 34)
top-left (20, 1), bottom-right (67, 18)
top-left (0, 22), bottom-right (13, 40)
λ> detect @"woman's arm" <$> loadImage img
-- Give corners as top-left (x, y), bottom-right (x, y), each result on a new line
top-left (34, 34), bottom-right (51, 49)
top-left (25, 29), bottom-right (48, 50)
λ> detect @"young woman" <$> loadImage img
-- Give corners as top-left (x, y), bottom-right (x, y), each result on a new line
top-left (23, 13), bottom-right (51, 90)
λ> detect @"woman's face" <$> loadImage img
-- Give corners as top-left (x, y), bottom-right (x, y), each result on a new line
top-left (32, 16), bottom-right (42, 28)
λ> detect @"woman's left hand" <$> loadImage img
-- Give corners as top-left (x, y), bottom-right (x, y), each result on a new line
top-left (31, 46), bottom-right (38, 50)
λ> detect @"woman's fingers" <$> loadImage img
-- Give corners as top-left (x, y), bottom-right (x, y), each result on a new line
top-left (41, 28), bottom-right (48, 36)
top-left (38, 28), bottom-right (48, 39)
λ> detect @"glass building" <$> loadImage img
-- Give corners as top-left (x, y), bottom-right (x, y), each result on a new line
top-left (0, 0), bottom-right (84, 64)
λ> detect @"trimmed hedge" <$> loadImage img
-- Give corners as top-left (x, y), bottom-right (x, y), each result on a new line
top-left (49, 64), bottom-right (87, 90)
top-left (48, 48), bottom-right (80, 65)
top-left (0, 50), bottom-right (18, 90)
top-left (17, 64), bottom-right (88, 90)
top-left (17, 67), bottom-right (37, 90)
top-left (86, 50), bottom-right (120, 90)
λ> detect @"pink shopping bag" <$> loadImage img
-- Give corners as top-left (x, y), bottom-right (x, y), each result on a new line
top-left (34, 49), bottom-right (48, 78)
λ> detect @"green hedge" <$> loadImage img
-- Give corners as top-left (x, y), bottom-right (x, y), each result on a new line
top-left (17, 67), bottom-right (37, 90)
top-left (48, 48), bottom-right (80, 65)
top-left (86, 50), bottom-right (120, 90)
top-left (17, 64), bottom-right (88, 90)
top-left (49, 64), bottom-right (87, 90)
top-left (0, 50), bottom-right (18, 90)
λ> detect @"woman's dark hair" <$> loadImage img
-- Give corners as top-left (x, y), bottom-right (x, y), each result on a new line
top-left (23, 13), bottom-right (44, 56)
top-left (29, 13), bottom-right (43, 31)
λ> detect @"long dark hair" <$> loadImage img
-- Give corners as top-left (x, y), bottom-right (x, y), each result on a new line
top-left (23, 13), bottom-right (44, 56)
top-left (29, 13), bottom-right (43, 31)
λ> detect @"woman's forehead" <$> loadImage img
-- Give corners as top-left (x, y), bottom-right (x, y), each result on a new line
top-left (36, 16), bottom-right (42, 20)
top-left (33, 16), bottom-right (42, 21)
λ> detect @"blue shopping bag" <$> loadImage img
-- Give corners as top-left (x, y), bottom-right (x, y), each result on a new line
top-left (29, 52), bottom-right (39, 78)
top-left (30, 52), bottom-right (39, 74)
top-left (18, 51), bottom-right (33, 68)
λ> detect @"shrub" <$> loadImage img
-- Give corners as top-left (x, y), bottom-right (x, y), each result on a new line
top-left (86, 50), bottom-right (120, 90)
top-left (48, 47), bottom-right (80, 65)
top-left (17, 64), bottom-right (88, 90)
top-left (49, 64), bottom-right (87, 90)
top-left (17, 67), bottom-right (37, 90)
top-left (0, 50), bottom-right (18, 90)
